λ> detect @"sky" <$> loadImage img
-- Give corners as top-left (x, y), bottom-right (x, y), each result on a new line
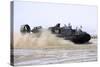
top-left (14, 1), bottom-right (98, 35)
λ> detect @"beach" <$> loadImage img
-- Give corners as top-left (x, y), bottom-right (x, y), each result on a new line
top-left (13, 31), bottom-right (97, 66)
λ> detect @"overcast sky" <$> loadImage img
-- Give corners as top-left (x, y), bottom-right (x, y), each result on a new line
top-left (14, 1), bottom-right (98, 35)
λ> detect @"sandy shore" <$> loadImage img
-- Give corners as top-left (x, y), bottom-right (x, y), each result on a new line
top-left (13, 31), bottom-right (97, 66)
top-left (13, 39), bottom-right (97, 66)
top-left (14, 48), bottom-right (97, 66)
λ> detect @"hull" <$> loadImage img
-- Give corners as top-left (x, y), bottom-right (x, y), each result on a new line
top-left (57, 32), bottom-right (91, 44)
top-left (70, 33), bottom-right (91, 44)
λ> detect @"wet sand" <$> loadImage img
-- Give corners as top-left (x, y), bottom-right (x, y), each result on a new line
top-left (14, 48), bottom-right (97, 66)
